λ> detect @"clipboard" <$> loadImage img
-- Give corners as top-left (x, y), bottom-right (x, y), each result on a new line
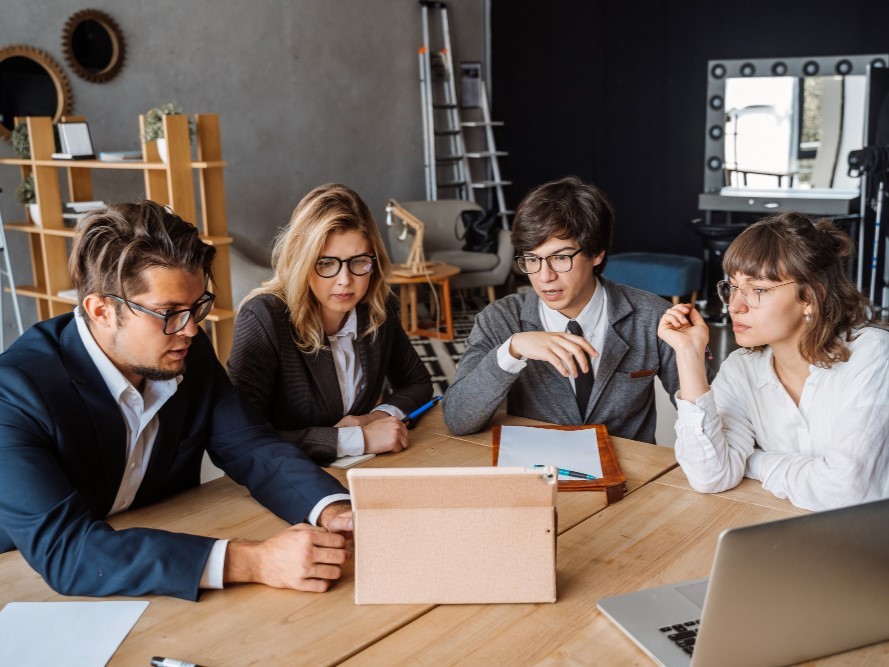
top-left (492, 423), bottom-right (626, 504)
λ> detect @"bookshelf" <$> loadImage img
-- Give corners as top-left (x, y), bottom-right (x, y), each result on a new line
top-left (0, 113), bottom-right (235, 362)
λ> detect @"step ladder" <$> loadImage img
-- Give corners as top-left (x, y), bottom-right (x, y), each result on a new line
top-left (0, 191), bottom-right (25, 352)
top-left (463, 79), bottom-right (513, 228)
top-left (418, 0), bottom-right (475, 201)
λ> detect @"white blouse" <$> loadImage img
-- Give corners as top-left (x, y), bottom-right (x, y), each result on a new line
top-left (674, 327), bottom-right (889, 511)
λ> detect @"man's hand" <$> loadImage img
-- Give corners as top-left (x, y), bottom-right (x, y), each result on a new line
top-left (361, 415), bottom-right (409, 454)
top-left (224, 524), bottom-right (349, 593)
top-left (318, 500), bottom-right (353, 537)
top-left (508, 331), bottom-right (599, 378)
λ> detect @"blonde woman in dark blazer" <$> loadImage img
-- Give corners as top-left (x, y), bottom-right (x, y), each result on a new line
top-left (228, 184), bottom-right (432, 465)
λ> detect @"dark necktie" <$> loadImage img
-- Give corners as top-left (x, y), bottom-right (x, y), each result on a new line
top-left (567, 320), bottom-right (594, 417)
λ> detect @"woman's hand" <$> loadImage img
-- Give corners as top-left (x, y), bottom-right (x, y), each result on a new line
top-left (657, 303), bottom-right (710, 355)
top-left (361, 415), bottom-right (409, 454)
top-left (657, 303), bottom-right (711, 403)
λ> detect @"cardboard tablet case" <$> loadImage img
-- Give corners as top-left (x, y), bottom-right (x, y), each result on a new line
top-left (349, 466), bottom-right (558, 605)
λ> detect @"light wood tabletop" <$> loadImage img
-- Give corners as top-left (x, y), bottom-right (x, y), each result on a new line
top-left (2, 415), bottom-right (881, 665)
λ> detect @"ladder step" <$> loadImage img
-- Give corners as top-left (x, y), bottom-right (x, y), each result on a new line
top-left (471, 180), bottom-right (512, 188)
top-left (462, 121), bottom-right (505, 127)
top-left (435, 155), bottom-right (464, 163)
top-left (498, 210), bottom-right (515, 217)
top-left (434, 129), bottom-right (461, 136)
top-left (465, 151), bottom-right (508, 158)
top-left (437, 180), bottom-right (467, 188)
top-left (433, 103), bottom-right (459, 109)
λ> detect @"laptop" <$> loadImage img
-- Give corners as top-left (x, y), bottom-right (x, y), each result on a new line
top-left (597, 498), bottom-right (889, 667)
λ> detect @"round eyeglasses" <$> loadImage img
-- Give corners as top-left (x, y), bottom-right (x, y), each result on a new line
top-left (716, 280), bottom-right (796, 309)
top-left (105, 291), bottom-right (215, 334)
top-left (514, 249), bottom-right (583, 275)
top-left (314, 254), bottom-right (375, 278)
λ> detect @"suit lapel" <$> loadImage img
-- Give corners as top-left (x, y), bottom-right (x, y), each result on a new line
top-left (352, 306), bottom-right (378, 412)
top-left (60, 319), bottom-right (127, 511)
top-left (303, 337), bottom-right (345, 418)
top-left (585, 280), bottom-right (632, 420)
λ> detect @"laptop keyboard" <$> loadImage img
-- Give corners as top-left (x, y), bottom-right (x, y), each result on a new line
top-left (659, 619), bottom-right (701, 655)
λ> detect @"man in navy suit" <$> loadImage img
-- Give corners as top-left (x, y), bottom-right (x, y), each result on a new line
top-left (0, 201), bottom-right (353, 601)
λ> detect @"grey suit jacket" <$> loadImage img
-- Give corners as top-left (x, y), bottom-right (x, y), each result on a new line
top-left (443, 279), bottom-right (679, 442)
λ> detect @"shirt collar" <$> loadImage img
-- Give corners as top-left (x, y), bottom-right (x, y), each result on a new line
top-left (330, 308), bottom-right (358, 340)
top-left (538, 276), bottom-right (606, 333)
top-left (74, 309), bottom-right (180, 401)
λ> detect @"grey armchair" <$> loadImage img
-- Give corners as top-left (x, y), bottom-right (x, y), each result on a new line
top-left (386, 199), bottom-right (513, 303)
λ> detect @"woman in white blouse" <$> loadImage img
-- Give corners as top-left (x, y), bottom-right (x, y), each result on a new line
top-left (658, 211), bottom-right (889, 511)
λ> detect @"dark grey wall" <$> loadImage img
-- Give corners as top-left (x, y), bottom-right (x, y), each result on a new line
top-left (0, 0), bottom-right (486, 342)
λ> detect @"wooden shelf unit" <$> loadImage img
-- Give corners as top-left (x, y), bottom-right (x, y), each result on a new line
top-left (0, 113), bottom-right (235, 362)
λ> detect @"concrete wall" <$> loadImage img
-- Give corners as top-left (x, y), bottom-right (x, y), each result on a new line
top-left (0, 0), bottom-right (486, 344)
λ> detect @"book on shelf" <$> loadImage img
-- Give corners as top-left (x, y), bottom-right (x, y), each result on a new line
top-left (97, 150), bottom-right (142, 162)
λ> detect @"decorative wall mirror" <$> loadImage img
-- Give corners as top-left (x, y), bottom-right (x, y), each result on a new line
top-left (0, 45), bottom-right (73, 142)
top-left (62, 9), bottom-right (125, 84)
top-left (699, 54), bottom-right (888, 215)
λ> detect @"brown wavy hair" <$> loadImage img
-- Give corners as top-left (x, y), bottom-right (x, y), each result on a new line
top-left (511, 176), bottom-right (614, 276)
top-left (244, 183), bottom-right (391, 354)
top-left (70, 201), bottom-right (215, 324)
top-left (722, 211), bottom-right (875, 366)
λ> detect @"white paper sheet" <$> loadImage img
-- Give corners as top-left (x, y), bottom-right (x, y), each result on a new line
top-left (0, 600), bottom-right (149, 666)
top-left (497, 425), bottom-right (602, 480)
top-left (329, 453), bottom-right (376, 469)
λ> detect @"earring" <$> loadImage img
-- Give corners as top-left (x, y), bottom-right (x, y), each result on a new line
top-left (805, 312), bottom-right (811, 322)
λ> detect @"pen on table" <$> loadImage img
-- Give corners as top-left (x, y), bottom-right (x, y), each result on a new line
top-left (402, 395), bottom-right (443, 424)
top-left (151, 658), bottom-right (206, 667)
top-left (532, 464), bottom-right (597, 480)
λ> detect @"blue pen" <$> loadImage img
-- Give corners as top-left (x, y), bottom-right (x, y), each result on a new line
top-left (402, 396), bottom-right (443, 424)
top-left (533, 464), bottom-right (597, 480)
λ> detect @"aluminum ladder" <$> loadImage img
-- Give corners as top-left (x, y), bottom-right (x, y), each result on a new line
top-left (418, 0), bottom-right (475, 201)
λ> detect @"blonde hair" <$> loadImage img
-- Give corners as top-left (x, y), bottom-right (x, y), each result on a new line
top-left (723, 211), bottom-right (875, 367)
top-left (245, 183), bottom-right (391, 354)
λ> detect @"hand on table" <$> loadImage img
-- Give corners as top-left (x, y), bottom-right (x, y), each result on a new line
top-left (361, 415), bottom-right (409, 454)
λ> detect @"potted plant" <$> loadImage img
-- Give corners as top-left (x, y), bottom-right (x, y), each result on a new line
top-left (140, 101), bottom-right (196, 162)
top-left (12, 122), bottom-right (30, 159)
top-left (16, 174), bottom-right (40, 226)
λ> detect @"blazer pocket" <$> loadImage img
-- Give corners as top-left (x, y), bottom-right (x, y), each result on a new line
top-left (625, 366), bottom-right (659, 380)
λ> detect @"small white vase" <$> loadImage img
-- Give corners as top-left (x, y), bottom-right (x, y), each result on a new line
top-left (156, 138), bottom-right (168, 163)
top-left (28, 203), bottom-right (41, 226)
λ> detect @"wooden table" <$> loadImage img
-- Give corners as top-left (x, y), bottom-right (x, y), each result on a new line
top-left (1, 415), bottom-right (884, 665)
top-left (388, 262), bottom-right (460, 341)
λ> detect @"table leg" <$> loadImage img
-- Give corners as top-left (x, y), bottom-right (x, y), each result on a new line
top-left (399, 284), bottom-right (409, 332)
top-left (409, 285), bottom-right (419, 334)
top-left (440, 278), bottom-right (454, 341)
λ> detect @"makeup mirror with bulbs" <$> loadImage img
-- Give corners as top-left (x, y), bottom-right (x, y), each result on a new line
top-left (699, 54), bottom-right (888, 215)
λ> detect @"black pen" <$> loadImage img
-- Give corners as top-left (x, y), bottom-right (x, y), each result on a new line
top-left (401, 395), bottom-right (443, 424)
top-left (151, 658), bottom-right (206, 667)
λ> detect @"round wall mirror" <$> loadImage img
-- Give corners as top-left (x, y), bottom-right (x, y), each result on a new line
top-left (0, 45), bottom-right (72, 142)
top-left (62, 9), bottom-right (125, 83)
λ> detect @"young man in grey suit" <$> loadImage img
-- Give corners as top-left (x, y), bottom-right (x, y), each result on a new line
top-left (444, 176), bottom-right (679, 443)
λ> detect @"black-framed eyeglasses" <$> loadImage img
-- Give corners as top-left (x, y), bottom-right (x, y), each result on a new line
top-left (716, 280), bottom-right (796, 309)
top-left (105, 291), bottom-right (216, 334)
top-left (514, 248), bottom-right (584, 275)
top-left (314, 254), bottom-right (376, 278)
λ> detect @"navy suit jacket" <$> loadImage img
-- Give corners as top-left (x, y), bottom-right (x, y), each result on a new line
top-left (0, 314), bottom-right (348, 600)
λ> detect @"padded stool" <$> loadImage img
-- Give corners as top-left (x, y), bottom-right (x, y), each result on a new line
top-left (604, 253), bottom-right (703, 304)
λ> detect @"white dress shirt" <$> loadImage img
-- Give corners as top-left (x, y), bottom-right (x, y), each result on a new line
top-left (74, 311), bottom-right (348, 590)
top-left (674, 327), bottom-right (889, 511)
top-left (497, 277), bottom-right (608, 394)
top-left (330, 309), bottom-right (404, 457)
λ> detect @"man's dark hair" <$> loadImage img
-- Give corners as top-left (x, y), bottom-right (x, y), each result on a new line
top-left (511, 176), bottom-right (614, 276)
top-left (69, 200), bottom-right (216, 319)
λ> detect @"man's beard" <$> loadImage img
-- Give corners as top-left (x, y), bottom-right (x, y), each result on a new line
top-left (130, 362), bottom-right (185, 382)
